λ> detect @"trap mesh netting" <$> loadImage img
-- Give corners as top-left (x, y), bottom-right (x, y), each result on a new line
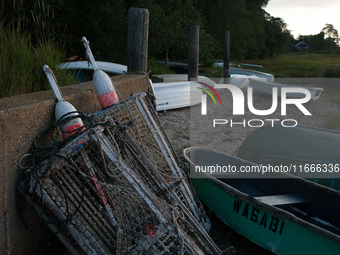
top-left (17, 93), bottom-right (222, 254)
top-left (91, 92), bottom-right (210, 231)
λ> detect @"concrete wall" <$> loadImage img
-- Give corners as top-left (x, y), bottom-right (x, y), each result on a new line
top-left (0, 74), bottom-right (149, 255)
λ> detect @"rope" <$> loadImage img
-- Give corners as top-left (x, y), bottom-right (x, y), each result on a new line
top-left (15, 112), bottom-right (118, 237)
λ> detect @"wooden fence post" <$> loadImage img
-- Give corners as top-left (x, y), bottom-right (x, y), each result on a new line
top-left (127, 8), bottom-right (149, 73)
top-left (188, 25), bottom-right (199, 81)
top-left (223, 31), bottom-right (230, 84)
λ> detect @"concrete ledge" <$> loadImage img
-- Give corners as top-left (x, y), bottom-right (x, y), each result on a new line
top-left (0, 74), bottom-right (149, 255)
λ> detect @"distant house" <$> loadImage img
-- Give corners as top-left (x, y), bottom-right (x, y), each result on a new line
top-left (294, 41), bottom-right (311, 50)
top-left (287, 41), bottom-right (311, 51)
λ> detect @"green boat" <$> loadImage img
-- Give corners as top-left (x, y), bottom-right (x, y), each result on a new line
top-left (183, 147), bottom-right (340, 255)
top-left (236, 124), bottom-right (340, 190)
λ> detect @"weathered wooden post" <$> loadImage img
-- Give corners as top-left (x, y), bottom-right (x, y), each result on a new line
top-left (127, 8), bottom-right (149, 73)
top-left (188, 25), bottom-right (199, 81)
top-left (223, 31), bottom-right (230, 84)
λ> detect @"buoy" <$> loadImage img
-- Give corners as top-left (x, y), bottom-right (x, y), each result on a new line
top-left (43, 65), bottom-right (117, 226)
top-left (81, 37), bottom-right (119, 109)
top-left (43, 65), bottom-right (85, 138)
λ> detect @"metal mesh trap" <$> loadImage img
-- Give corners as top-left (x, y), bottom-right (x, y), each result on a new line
top-left (18, 126), bottom-right (221, 254)
top-left (91, 92), bottom-right (211, 232)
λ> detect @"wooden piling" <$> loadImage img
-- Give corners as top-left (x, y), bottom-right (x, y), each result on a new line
top-left (127, 8), bottom-right (149, 73)
top-left (223, 31), bottom-right (230, 84)
top-left (188, 25), bottom-right (199, 81)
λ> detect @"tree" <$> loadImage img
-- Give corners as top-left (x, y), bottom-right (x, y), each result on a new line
top-left (297, 25), bottom-right (340, 54)
top-left (262, 12), bottom-right (294, 58)
top-left (322, 23), bottom-right (339, 46)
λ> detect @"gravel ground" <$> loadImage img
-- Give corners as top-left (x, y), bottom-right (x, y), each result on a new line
top-left (158, 85), bottom-right (339, 158)
top-left (157, 87), bottom-right (339, 254)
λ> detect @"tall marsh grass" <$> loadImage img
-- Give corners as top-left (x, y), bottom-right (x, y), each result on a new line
top-left (0, 19), bottom-right (77, 98)
top-left (240, 53), bottom-right (340, 78)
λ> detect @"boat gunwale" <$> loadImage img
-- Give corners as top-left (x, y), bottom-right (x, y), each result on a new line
top-left (183, 147), bottom-right (340, 244)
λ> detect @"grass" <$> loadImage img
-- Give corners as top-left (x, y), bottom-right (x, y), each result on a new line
top-left (147, 58), bottom-right (176, 76)
top-left (239, 52), bottom-right (340, 78)
top-left (195, 53), bottom-right (340, 79)
top-left (177, 52), bottom-right (340, 80)
top-left (0, 19), bottom-right (77, 98)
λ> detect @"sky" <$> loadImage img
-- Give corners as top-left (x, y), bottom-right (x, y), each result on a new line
top-left (264, 0), bottom-right (340, 39)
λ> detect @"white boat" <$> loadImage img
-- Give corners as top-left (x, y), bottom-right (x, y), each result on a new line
top-left (152, 74), bottom-right (216, 87)
top-left (59, 61), bottom-right (127, 75)
top-left (218, 75), bottom-right (268, 89)
top-left (214, 61), bottom-right (238, 67)
top-left (153, 74), bottom-right (251, 89)
top-left (214, 61), bottom-right (263, 68)
top-left (249, 79), bottom-right (324, 101)
top-left (157, 60), bottom-right (201, 67)
top-left (229, 67), bottom-right (274, 82)
top-left (152, 81), bottom-right (202, 111)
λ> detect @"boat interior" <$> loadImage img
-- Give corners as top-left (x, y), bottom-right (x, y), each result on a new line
top-left (219, 177), bottom-right (340, 236)
top-left (186, 148), bottom-right (340, 236)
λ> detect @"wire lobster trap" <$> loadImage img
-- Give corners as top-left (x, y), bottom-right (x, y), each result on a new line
top-left (17, 126), bottom-right (221, 254)
top-left (91, 91), bottom-right (211, 232)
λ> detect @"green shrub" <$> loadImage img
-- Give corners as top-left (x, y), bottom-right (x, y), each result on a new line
top-left (323, 64), bottom-right (340, 77)
top-left (0, 20), bottom-right (77, 98)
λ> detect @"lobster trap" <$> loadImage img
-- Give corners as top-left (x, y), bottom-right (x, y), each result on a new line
top-left (91, 92), bottom-right (211, 232)
top-left (17, 126), bottom-right (221, 254)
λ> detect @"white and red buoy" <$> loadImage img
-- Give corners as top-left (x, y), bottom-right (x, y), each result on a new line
top-left (81, 37), bottom-right (119, 109)
top-left (43, 65), bottom-right (85, 138)
top-left (43, 65), bottom-right (117, 226)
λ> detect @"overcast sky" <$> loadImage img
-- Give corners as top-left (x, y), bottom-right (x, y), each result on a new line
top-left (264, 0), bottom-right (340, 39)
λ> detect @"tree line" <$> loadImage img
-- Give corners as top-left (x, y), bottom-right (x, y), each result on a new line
top-left (3, 0), bottom-right (296, 65)
top-left (297, 24), bottom-right (340, 53)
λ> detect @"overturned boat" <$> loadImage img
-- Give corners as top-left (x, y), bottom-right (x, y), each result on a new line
top-left (248, 79), bottom-right (323, 101)
top-left (152, 81), bottom-right (202, 111)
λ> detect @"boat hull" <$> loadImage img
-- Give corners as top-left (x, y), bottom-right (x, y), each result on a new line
top-left (59, 61), bottom-right (127, 75)
top-left (248, 79), bottom-right (323, 101)
top-left (191, 175), bottom-right (340, 255)
top-left (153, 73), bottom-right (252, 89)
top-left (152, 81), bottom-right (201, 111)
top-left (184, 147), bottom-right (340, 255)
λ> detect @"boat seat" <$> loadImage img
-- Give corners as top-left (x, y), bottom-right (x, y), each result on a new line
top-left (234, 182), bottom-right (266, 197)
top-left (254, 194), bottom-right (311, 206)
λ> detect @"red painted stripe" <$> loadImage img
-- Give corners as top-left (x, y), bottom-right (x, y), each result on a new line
top-left (199, 82), bottom-right (222, 106)
top-left (63, 124), bottom-right (85, 138)
top-left (98, 91), bottom-right (119, 109)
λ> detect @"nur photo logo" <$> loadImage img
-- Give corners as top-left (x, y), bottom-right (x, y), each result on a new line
top-left (197, 82), bottom-right (223, 115)
top-left (197, 82), bottom-right (313, 128)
